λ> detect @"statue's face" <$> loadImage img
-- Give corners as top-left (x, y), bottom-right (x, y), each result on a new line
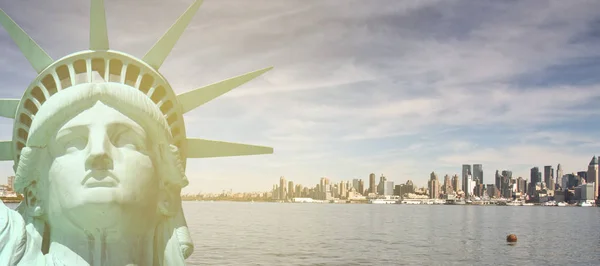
top-left (45, 101), bottom-right (160, 230)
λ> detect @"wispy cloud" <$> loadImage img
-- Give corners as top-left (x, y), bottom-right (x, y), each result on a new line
top-left (0, 0), bottom-right (599, 192)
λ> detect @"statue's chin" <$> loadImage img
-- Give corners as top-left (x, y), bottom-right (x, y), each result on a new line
top-left (51, 198), bottom-right (156, 234)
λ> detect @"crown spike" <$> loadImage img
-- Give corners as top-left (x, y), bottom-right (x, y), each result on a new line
top-left (0, 99), bottom-right (20, 118)
top-left (0, 9), bottom-right (54, 73)
top-left (90, 0), bottom-right (109, 50)
top-left (186, 138), bottom-right (273, 158)
top-left (142, 0), bottom-right (203, 69)
top-left (177, 67), bottom-right (272, 114)
top-left (0, 141), bottom-right (12, 161)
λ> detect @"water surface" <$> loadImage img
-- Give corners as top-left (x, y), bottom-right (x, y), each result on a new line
top-left (6, 202), bottom-right (600, 265)
top-left (184, 202), bottom-right (600, 266)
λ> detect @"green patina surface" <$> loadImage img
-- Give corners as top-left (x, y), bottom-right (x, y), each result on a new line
top-left (0, 1), bottom-right (274, 265)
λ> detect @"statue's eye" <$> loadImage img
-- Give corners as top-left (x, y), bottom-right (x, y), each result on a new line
top-left (113, 130), bottom-right (145, 151)
top-left (63, 136), bottom-right (87, 153)
top-left (53, 127), bottom-right (89, 157)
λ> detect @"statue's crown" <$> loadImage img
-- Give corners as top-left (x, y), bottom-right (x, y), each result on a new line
top-left (0, 0), bottom-right (273, 170)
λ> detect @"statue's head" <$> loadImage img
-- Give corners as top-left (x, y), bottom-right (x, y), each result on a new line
top-left (15, 82), bottom-right (194, 260)
top-left (0, 0), bottom-right (274, 264)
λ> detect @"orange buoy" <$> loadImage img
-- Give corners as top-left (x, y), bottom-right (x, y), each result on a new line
top-left (506, 234), bottom-right (517, 243)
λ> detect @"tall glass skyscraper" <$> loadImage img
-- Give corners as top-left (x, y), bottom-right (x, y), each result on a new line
top-left (473, 164), bottom-right (483, 184)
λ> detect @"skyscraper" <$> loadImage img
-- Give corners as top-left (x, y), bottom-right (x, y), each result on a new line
top-left (577, 171), bottom-right (587, 182)
top-left (462, 164), bottom-right (471, 195)
top-left (530, 167), bottom-right (540, 184)
top-left (443, 174), bottom-right (452, 194)
top-left (272, 184), bottom-right (278, 200)
top-left (359, 179), bottom-right (365, 195)
top-left (377, 174), bottom-right (387, 195)
top-left (288, 181), bottom-right (294, 200)
top-left (320, 177), bottom-right (331, 200)
top-left (352, 179), bottom-right (360, 190)
top-left (429, 172), bottom-right (440, 199)
top-left (495, 170), bottom-right (502, 190)
top-left (516, 177), bottom-right (525, 193)
top-left (384, 181), bottom-right (394, 196)
top-left (466, 172), bottom-right (474, 198)
top-left (530, 167), bottom-right (540, 196)
top-left (500, 172), bottom-right (511, 198)
top-left (587, 156), bottom-right (598, 199)
top-left (452, 174), bottom-right (460, 193)
top-left (473, 164), bottom-right (483, 184)
top-left (279, 176), bottom-right (287, 200)
top-left (556, 164), bottom-right (563, 188)
top-left (369, 173), bottom-right (376, 194)
top-left (501, 170), bottom-right (512, 180)
top-left (544, 165), bottom-right (554, 190)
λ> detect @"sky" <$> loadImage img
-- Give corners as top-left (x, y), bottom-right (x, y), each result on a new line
top-left (1, 0), bottom-right (600, 194)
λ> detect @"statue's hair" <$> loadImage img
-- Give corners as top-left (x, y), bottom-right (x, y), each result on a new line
top-left (14, 83), bottom-right (193, 262)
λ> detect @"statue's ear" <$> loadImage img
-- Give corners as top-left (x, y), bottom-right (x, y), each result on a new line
top-left (158, 181), bottom-right (180, 217)
top-left (24, 181), bottom-right (44, 218)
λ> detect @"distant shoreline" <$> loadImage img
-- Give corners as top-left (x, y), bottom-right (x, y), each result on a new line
top-left (180, 199), bottom-right (597, 207)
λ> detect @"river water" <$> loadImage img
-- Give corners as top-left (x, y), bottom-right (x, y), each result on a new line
top-left (6, 201), bottom-right (600, 265)
top-left (183, 202), bottom-right (600, 266)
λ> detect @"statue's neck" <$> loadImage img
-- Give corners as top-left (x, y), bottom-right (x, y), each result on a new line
top-left (48, 227), bottom-right (156, 266)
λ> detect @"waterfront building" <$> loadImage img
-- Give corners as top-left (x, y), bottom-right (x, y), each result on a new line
top-left (576, 183), bottom-right (595, 202)
top-left (577, 171), bottom-right (588, 183)
top-left (473, 164), bottom-right (483, 184)
top-left (462, 165), bottom-right (471, 195)
top-left (556, 164), bottom-right (563, 189)
top-left (530, 167), bottom-right (540, 196)
top-left (587, 156), bottom-right (598, 199)
top-left (466, 173), bottom-right (475, 198)
top-left (561, 174), bottom-right (570, 189)
top-left (429, 172), bottom-right (440, 199)
top-left (295, 184), bottom-right (303, 197)
top-left (272, 184), bottom-right (279, 200)
top-left (544, 165), bottom-right (554, 191)
top-left (554, 189), bottom-right (565, 202)
top-left (500, 171), bottom-right (512, 198)
top-left (442, 174), bottom-right (452, 194)
top-left (339, 181), bottom-right (346, 199)
top-left (377, 174), bottom-right (387, 195)
top-left (451, 174), bottom-right (460, 193)
top-left (280, 176), bottom-right (287, 200)
top-left (358, 180), bottom-right (365, 195)
top-left (495, 170), bottom-right (501, 192)
top-left (384, 181), bottom-right (394, 196)
top-left (352, 179), bottom-right (360, 190)
top-left (516, 177), bottom-right (525, 193)
top-left (474, 184), bottom-right (485, 197)
top-left (369, 173), bottom-right (376, 194)
top-left (288, 181), bottom-right (295, 200)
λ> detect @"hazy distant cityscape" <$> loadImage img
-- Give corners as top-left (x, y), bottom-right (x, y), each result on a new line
top-left (2, 156), bottom-right (599, 206)
top-left (175, 156), bottom-right (600, 206)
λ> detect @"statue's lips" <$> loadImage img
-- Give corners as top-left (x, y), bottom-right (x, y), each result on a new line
top-left (82, 170), bottom-right (119, 188)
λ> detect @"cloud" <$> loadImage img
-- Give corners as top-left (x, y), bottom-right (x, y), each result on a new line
top-left (0, 0), bottom-right (600, 193)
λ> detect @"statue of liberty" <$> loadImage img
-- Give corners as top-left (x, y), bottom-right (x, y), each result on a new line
top-left (0, 1), bottom-right (273, 265)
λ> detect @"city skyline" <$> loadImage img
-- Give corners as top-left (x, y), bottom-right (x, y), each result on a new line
top-left (264, 158), bottom-right (597, 195)
top-left (1, 0), bottom-right (600, 194)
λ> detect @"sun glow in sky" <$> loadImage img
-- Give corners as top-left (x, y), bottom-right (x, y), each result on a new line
top-left (1, 0), bottom-right (600, 193)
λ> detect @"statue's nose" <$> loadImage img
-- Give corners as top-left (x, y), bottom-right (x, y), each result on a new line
top-left (84, 130), bottom-right (114, 171)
